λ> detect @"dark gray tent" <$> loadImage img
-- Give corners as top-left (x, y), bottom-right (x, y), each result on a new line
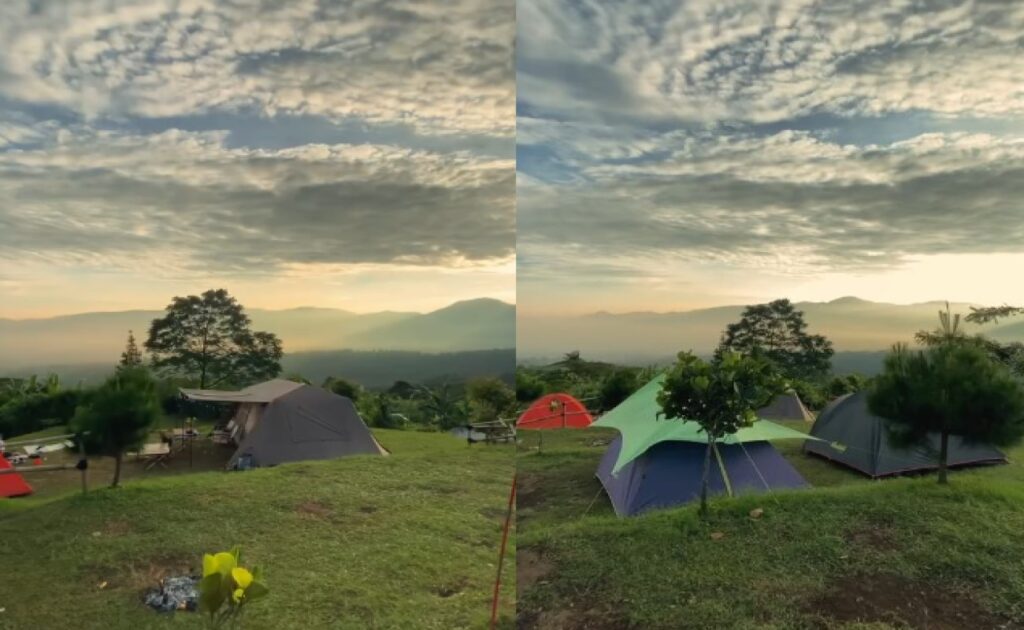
top-left (757, 390), bottom-right (814, 423)
top-left (181, 379), bottom-right (386, 468)
top-left (803, 391), bottom-right (1005, 478)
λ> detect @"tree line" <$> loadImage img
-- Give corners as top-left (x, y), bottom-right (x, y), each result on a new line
top-left (517, 298), bottom-right (1024, 516)
top-left (1, 288), bottom-right (517, 488)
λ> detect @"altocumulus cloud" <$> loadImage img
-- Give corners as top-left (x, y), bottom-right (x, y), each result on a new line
top-left (0, 0), bottom-right (514, 135)
top-left (517, 0), bottom-right (1024, 286)
top-left (0, 0), bottom-right (514, 276)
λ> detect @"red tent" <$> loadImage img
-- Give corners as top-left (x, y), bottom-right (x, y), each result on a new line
top-left (0, 456), bottom-right (33, 498)
top-left (517, 393), bottom-right (594, 430)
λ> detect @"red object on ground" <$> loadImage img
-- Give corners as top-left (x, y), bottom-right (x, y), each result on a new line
top-left (516, 393), bottom-right (594, 430)
top-left (0, 456), bottom-right (33, 498)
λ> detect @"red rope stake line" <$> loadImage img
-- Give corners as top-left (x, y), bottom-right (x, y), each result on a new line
top-left (490, 473), bottom-right (517, 630)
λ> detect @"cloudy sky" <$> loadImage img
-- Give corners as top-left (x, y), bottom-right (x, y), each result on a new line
top-left (0, 0), bottom-right (514, 318)
top-left (517, 0), bottom-right (1024, 316)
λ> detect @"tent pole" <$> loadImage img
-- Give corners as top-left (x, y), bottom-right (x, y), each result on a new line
top-left (712, 442), bottom-right (733, 497)
top-left (738, 441), bottom-right (772, 493)
top-left (490, 473), bottom-right (516, 629)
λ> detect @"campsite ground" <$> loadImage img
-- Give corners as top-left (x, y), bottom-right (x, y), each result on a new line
top-left (0, 429), bottom-right (515, 629)
top-left (516, 427), bottom-right (1024, 629)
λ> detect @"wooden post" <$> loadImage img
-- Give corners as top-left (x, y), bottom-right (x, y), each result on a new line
top-left (489, 473), bottom-right (516, 629)
top-left (79, 437), bottom-right (88, 494)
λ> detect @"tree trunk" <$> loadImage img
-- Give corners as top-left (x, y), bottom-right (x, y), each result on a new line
top-left (700, 437), bottom-right (713, 518)
top-left (937, 431), bottom-right (949, 485)
top-left (111, 451), bottom-right (123, 488)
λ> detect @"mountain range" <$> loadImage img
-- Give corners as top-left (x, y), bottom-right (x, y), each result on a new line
top-left (517, 297), bottom-right (1024, 364)
top-left (0, 298), bottom-right (515, 373)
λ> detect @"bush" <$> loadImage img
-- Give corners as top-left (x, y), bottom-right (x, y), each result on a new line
top-left (0, 389), bottom-right (84, 436)
top-left (599, 369), bottom-right (638, 412)
top-left (324, 377), bottom-right (362, 401)
top-left (515, 370), bottom-right (545, 403)
top-left (71, 368), bottom-right (161, 487)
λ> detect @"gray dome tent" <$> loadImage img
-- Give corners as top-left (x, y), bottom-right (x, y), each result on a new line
top-left (803, 391), bottom-right (1005, 478)
top-left (181, 379), bottom-right (386, 469)
top-left (757, 390), bottom-right (814, 423)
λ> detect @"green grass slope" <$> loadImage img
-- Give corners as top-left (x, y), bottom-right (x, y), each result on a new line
top-left (516, 428), bottom-right (1024, 629)
top-left (0, 430), bottom-right (515, 629)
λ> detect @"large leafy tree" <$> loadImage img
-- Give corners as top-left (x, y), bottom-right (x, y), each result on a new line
top-left (658, 351), bottom-right (781, 517)
top-left (715, 299), bottom-right (834, 382)
top-left (145, 289), bottom-right (283, 389)
top-left (868, 343), bottom-right (1024, 484)
top-left (71, 367), bottom-right (161, 487)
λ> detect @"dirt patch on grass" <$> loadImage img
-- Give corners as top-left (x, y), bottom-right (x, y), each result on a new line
top-left (102, 519), bottom-right (133, 537)
top-left (807, 573), bottom-right (1020, 629)
top-left (85, 552), bottom-right (195, 591)
top-left (434, 576), bottom-right (470, 598)
top-left (480, 506), bottom-right (508, 521)
top-left (517, 607), bottom-right (633, 630)
top-left (516, 473), bottom-right (543, 510)
top-left (517, 548), bottom-right (554, 593)
top-left (844, 523), bottom-right (898, 551)
top-left (296, 500), bottom-right (333, 520)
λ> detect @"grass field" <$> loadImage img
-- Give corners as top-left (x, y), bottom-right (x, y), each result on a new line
top-left (516, 426), bottom-right (1024, 629)
top-left (0, 429), bottom-right (515, 629)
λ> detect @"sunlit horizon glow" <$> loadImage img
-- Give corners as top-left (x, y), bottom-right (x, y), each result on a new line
top-left (518, 252), bottom-right (1024, 317)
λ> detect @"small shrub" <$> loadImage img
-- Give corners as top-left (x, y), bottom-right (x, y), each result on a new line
top-left (198, 546), bottom-right (269, 628)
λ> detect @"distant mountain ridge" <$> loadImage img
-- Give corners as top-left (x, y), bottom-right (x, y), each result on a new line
top-left (2, 348), bottom-right (515, 389)
top-left (0, 298), bottom-right (515, 371)
top-left (518, 297), bottom-right (1024, 363)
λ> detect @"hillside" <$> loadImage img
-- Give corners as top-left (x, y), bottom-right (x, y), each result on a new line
top-left (3, 348), bottom-right (515, 388)
top-left (518, 297), bottom-right (1024, 361)
top-left (282, 348), bottom-right (515, 387)
top-left (0, 298), bottom-right (515, 372)
top-left (516, 428), bottom-right (1024, 628)
top-left (346, 298), bottom-right (516, 352)
top-left (0, 430), bottom-right (515, 629)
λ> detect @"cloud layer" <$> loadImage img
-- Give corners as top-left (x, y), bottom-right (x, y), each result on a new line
top-left (0, 0), bottom-right (515, 313)
top-left (0, 0), bottom-right (514, 136)
top-left (517, 0), bottom-right (1024, 308)
top-left (1, 128), bottom-right (514, 272)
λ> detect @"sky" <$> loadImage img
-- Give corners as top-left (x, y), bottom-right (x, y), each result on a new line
top-left (517, 0), bottom-right (1024, 316)
top-left (0, 0), bottom-right (515, 318)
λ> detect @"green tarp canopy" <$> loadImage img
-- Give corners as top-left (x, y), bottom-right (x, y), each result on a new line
top-left (593, 374), bottom-right (818, 474)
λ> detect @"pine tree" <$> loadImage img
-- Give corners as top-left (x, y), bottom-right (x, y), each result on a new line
top-left (119, 330), bottom-right (143, 369)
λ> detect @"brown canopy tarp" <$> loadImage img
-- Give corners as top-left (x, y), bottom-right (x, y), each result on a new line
top-left (180, 379), bottom-right (303, 403)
